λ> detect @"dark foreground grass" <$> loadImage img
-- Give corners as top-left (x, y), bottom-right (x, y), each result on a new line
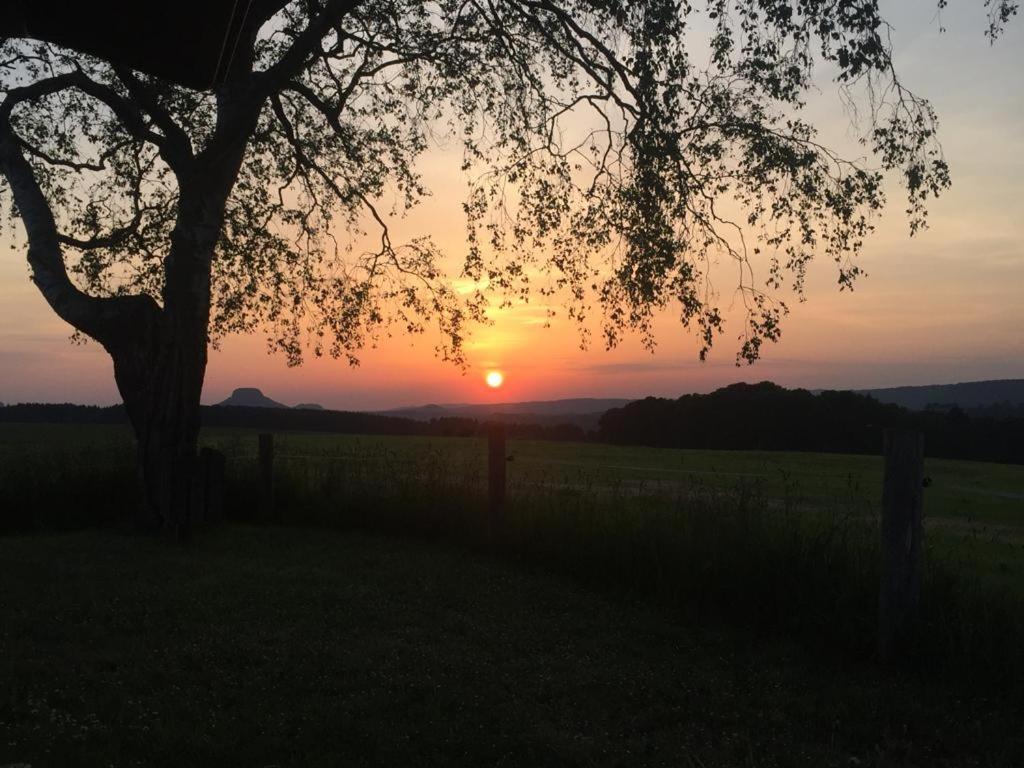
top-left (1, 525), bottom-right (1022, 768)
top-left (4, 426), bottom-right (1024, 706)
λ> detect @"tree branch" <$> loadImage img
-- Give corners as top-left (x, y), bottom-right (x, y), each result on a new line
top-left (17, 136), bottom-right (106, 172)
top-left (111, 64), bottom-right (194, 167)
top-left (270, 92), bottom-right (354, 204)
top-left (0, 71), bottom-right (169, 155)
top-left (255, 0), bottom-right (364, 96)
top-left (0, 118), bottom-right (157, 344)
top-left (57, 219), bottom-right (141, 251)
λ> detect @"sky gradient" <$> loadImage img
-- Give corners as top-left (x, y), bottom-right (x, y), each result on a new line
top-left (1, 1), bottom-right (1022, 410)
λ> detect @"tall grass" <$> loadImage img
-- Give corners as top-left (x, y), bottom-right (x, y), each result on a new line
top-left (3, 430), bottom-right (1023, 699)
top-left (0, 435), bottom-right (137, 532)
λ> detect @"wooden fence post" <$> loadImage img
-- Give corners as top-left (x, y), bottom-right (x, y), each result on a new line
top-left (258, 433), bottom-right (275, 521)
top-left (879, 428), bottom-right (924, 662)
top-left (488, 423), bottom-right (506, 524)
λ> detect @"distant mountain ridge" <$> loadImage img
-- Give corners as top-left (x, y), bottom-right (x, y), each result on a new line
top-left (210, 390), bottom-right (630, 424)
top-left (379, 397), bottom-right (634, 430)
top-left (382, 397), bottom-right (633, 419)
top-left (855, 379), bottom-right (1024, 411)
top-left (208, 380), bottom-right (1024, 418)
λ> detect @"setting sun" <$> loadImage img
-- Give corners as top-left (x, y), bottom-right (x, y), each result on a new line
top-left (485, 370), bottom-right (504, 389)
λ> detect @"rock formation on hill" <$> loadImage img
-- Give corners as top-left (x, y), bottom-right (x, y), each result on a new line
top-left (215, 388), bottom-right (287, 409)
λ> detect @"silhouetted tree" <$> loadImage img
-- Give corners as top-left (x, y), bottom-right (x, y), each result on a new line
top-left (0, 1), bottom-right (1015, 533)
top-left (598, 381), bottom-right (1024, 463)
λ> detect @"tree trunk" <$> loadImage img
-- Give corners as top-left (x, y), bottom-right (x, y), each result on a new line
top-left (2, 87), bottom-right (259, 539)
top-left (110, 310), bottom-right (208, 537)
top-left (82, 172), bottom-right (231, 537)
top-left (110, 185), bottom-right (223, 536)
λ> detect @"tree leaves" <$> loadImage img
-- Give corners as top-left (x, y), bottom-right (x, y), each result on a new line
top-left (0, 0), bottom-right (1003, 367)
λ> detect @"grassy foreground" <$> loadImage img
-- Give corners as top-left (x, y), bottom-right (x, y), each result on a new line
top-left (4, 424), bottom-right (1024, 525)
top-left (1, 525), bottom-right (1022, 767)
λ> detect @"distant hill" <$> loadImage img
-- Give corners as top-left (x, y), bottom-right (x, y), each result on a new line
top-left (216, 387), bottom-right (287, 409)
top-left (383, 398), bottom-right (632, 418)
top-left (381, 398), bottom-right (632, 429)
top-left (293, 403), bottom-right (324, 411)
top-left (856, 379), bottom-right (1024, 411)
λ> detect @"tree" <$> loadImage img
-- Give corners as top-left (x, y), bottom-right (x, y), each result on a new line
top-left (0, 0), bottom-right (1016, 534)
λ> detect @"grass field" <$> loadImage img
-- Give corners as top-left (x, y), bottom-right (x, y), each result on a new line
top-left (2, 423), bottom-right (1023, 591)
top-left (4, 422), bottom-right (1022, 521)
top-left (2, 422), bottom-right (1024, 765)
top-left (2, 525), bottom-right (1023, 767)
top-left (211, 428), bottom-right (1024, 519)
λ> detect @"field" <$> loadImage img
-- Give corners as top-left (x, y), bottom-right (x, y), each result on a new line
top-left (3, 525), bottom-right (1023, 767)
top-left (4, 422), bottom-right (1023, 522)
top-left (2, 423), bottom-right (1024, 765)
top-left (5, 423), bottom-right (1021, 588)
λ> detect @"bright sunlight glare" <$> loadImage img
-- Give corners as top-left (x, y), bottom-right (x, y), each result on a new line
top-left (485, 370), bottom-right (504, 388)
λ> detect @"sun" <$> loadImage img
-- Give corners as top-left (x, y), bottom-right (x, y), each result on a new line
top-left (485, 370), bottom-right (504, 389)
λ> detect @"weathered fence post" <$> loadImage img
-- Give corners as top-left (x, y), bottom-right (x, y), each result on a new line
top-left (488, 423), bottom-right (506, 525)
top-left (258, 433), bottom-right (275, 521)
top-left (878, 428), bottom-right (924, 662)
top-left (199, 447), bottom-right (226, 523)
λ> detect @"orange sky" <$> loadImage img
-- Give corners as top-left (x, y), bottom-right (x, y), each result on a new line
top-left (1, 2), bottom-right (1022, 410)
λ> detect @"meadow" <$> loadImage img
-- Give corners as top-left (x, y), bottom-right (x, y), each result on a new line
top-left (2, 422), bottom-right (1024, 765)
top-left (5, 422), bottom-right (1022, 520)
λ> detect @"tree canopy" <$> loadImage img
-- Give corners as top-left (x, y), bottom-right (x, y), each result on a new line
top-left (1, 0), bottom-right (1018, 531)
top-left (0, 0), bottom-right (294, 89)
top-left (4, 0), bottom-right (1016, 373)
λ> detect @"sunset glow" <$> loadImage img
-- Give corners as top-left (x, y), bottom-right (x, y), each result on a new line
top-left (0, 4), bottom-right (1021, 413)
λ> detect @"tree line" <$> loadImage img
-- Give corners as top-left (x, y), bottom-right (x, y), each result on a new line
top-left (598, 382), bottom-right (1024, 464)
top-left (0, 403), bottom-right (588, 443)
top-left (6, 381), bottom-right (1024, 463)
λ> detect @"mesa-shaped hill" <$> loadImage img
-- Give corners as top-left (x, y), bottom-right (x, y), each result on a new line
top-left (215, 387), bottom-right (287, 409)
